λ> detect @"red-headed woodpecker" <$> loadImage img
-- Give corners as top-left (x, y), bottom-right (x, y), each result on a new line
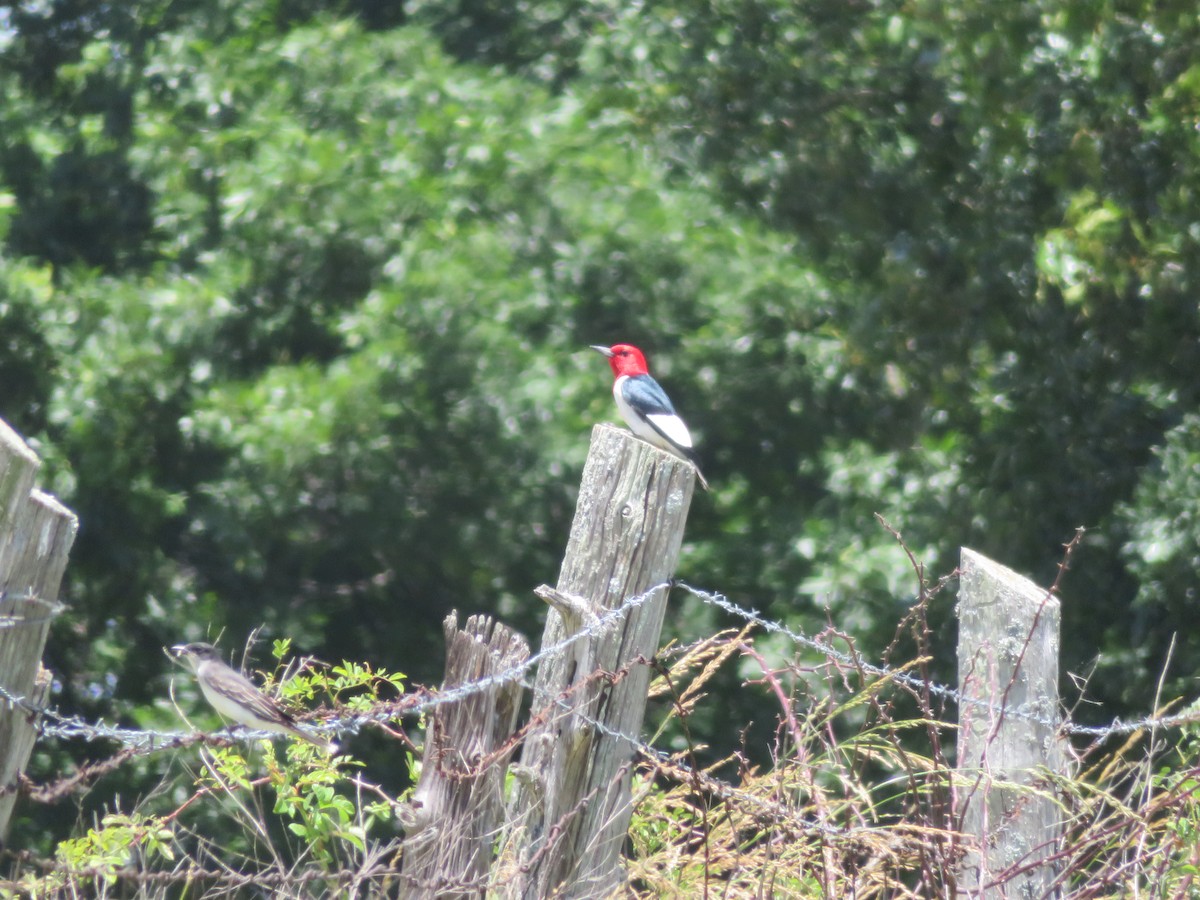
top-left (590, 343), bottom-right (710, 491)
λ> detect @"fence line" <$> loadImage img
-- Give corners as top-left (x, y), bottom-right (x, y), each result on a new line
top-left (15, 654), bottom-right (877, 849)
top-left (3, 581), bottom-right (1197, 765)
top-left (682, 582), bottom-right (1200, 739)
top-left (6, 572), bottom-right (1199, 898)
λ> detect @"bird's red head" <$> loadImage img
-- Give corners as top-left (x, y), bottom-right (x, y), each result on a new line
top-left (591, 343), bottom-right (650, 378)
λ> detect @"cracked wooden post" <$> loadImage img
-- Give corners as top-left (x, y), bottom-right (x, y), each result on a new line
top-left (400, 613), bottom-right (529, 898)
top-left (503, 423), bottom-right (697, 898)
top-left (956, 548), bottom-right (1066, 898)
top-left (0, 418), bottom-right (77, 838)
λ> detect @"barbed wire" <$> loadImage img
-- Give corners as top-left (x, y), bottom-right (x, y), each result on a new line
top-left (523, 662), bottom-right (867, 842)
top-left (676, 582), bottom-right (1200, 739)
top-left (2, 580), bottom-right (1197, 764)
top-left (3, 572), bottom-right (1200, 900)
top-left (332, 579), bottom-right (670, 737)
top-left (0, 581), bottom-right (673, 755)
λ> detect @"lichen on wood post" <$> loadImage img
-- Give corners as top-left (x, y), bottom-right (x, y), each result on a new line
top-left (956, 547), bottom-right (1066, 899)
top-left (504, 423), bottom-right (696, 899)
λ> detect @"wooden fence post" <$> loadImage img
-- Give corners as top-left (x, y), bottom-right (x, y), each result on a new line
top-left (0, 419), bottom-right (77, 838)
top-left (503, 424), bottom-right (696, 899)
top-left (400, 613), bottom-right (529, 898)
top-left (956, 547), bottom-right (1066, 898)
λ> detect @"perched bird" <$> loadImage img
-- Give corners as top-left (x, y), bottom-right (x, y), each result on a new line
top-left (170, 642), bottom-right (336, 753)
top-left (591, 343), bottom-right (709, 490)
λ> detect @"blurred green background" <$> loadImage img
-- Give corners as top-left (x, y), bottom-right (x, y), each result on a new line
top-left (2, 0), bottom-right (1198, 849)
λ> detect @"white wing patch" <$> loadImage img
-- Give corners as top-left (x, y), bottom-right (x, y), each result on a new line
top-left (613, 374), bottom-right (695, 455)
top-left (647, 413), bottom-right (693, 450)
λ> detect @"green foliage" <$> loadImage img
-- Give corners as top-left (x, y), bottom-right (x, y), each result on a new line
top-left (2, 0), bottom-right (1200, 865)
top-left (8, 741), bottom-right (392, 897)
top-left (6, 649), bottom-right (411, 895)
top-left (8, 14), bottom-right (843, 742)
top-left (1121, 414), bottom-right (1200, 684)
top-left (406, 0), bottom-right (1200, 706)
top-left (0, 259), bottom-right (59, 434)
top-left (28, 812), bottom-right (176, 896)
top-left (265, 740), bottom-right (363, 869)
top-left (1151, 727), bottom-right (1200, 888)
top-left (627, 632), bottom-right (1200, 898)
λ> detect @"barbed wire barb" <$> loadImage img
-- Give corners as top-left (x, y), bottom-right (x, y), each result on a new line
top-left (1, 580), bottom-right (1195, 765)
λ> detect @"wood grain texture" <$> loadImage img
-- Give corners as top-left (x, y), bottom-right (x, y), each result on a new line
top-left (0, 420), bottom-right (77, 840)
top-left (400, 614), bottom-right (529, 898)
top-left (505, 424), bottom-right (695, 899)
top-left (956, 548), bottom-right (1065, 898)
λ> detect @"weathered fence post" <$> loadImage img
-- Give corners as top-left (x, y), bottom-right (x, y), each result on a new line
top-left (400, 613), bottom-right (529, 898)
top-left (503, 423), bottom-right (696, 899)
top-left (0, 419), bottom-right (77, 838)
top-left (956, 547), bottom-right (1066, 898)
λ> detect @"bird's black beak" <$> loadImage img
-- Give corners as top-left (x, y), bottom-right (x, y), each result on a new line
top-left (589, 345), bottom-right (614, 358)
top-left (169, 644), bottom-right (187, 659)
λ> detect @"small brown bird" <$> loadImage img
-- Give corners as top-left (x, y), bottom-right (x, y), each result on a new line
top-left (171, 642), bottom-right (336, 753)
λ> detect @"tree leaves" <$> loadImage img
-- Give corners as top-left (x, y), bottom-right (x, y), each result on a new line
top-left (2, 3), bottom-right (1200, 857)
